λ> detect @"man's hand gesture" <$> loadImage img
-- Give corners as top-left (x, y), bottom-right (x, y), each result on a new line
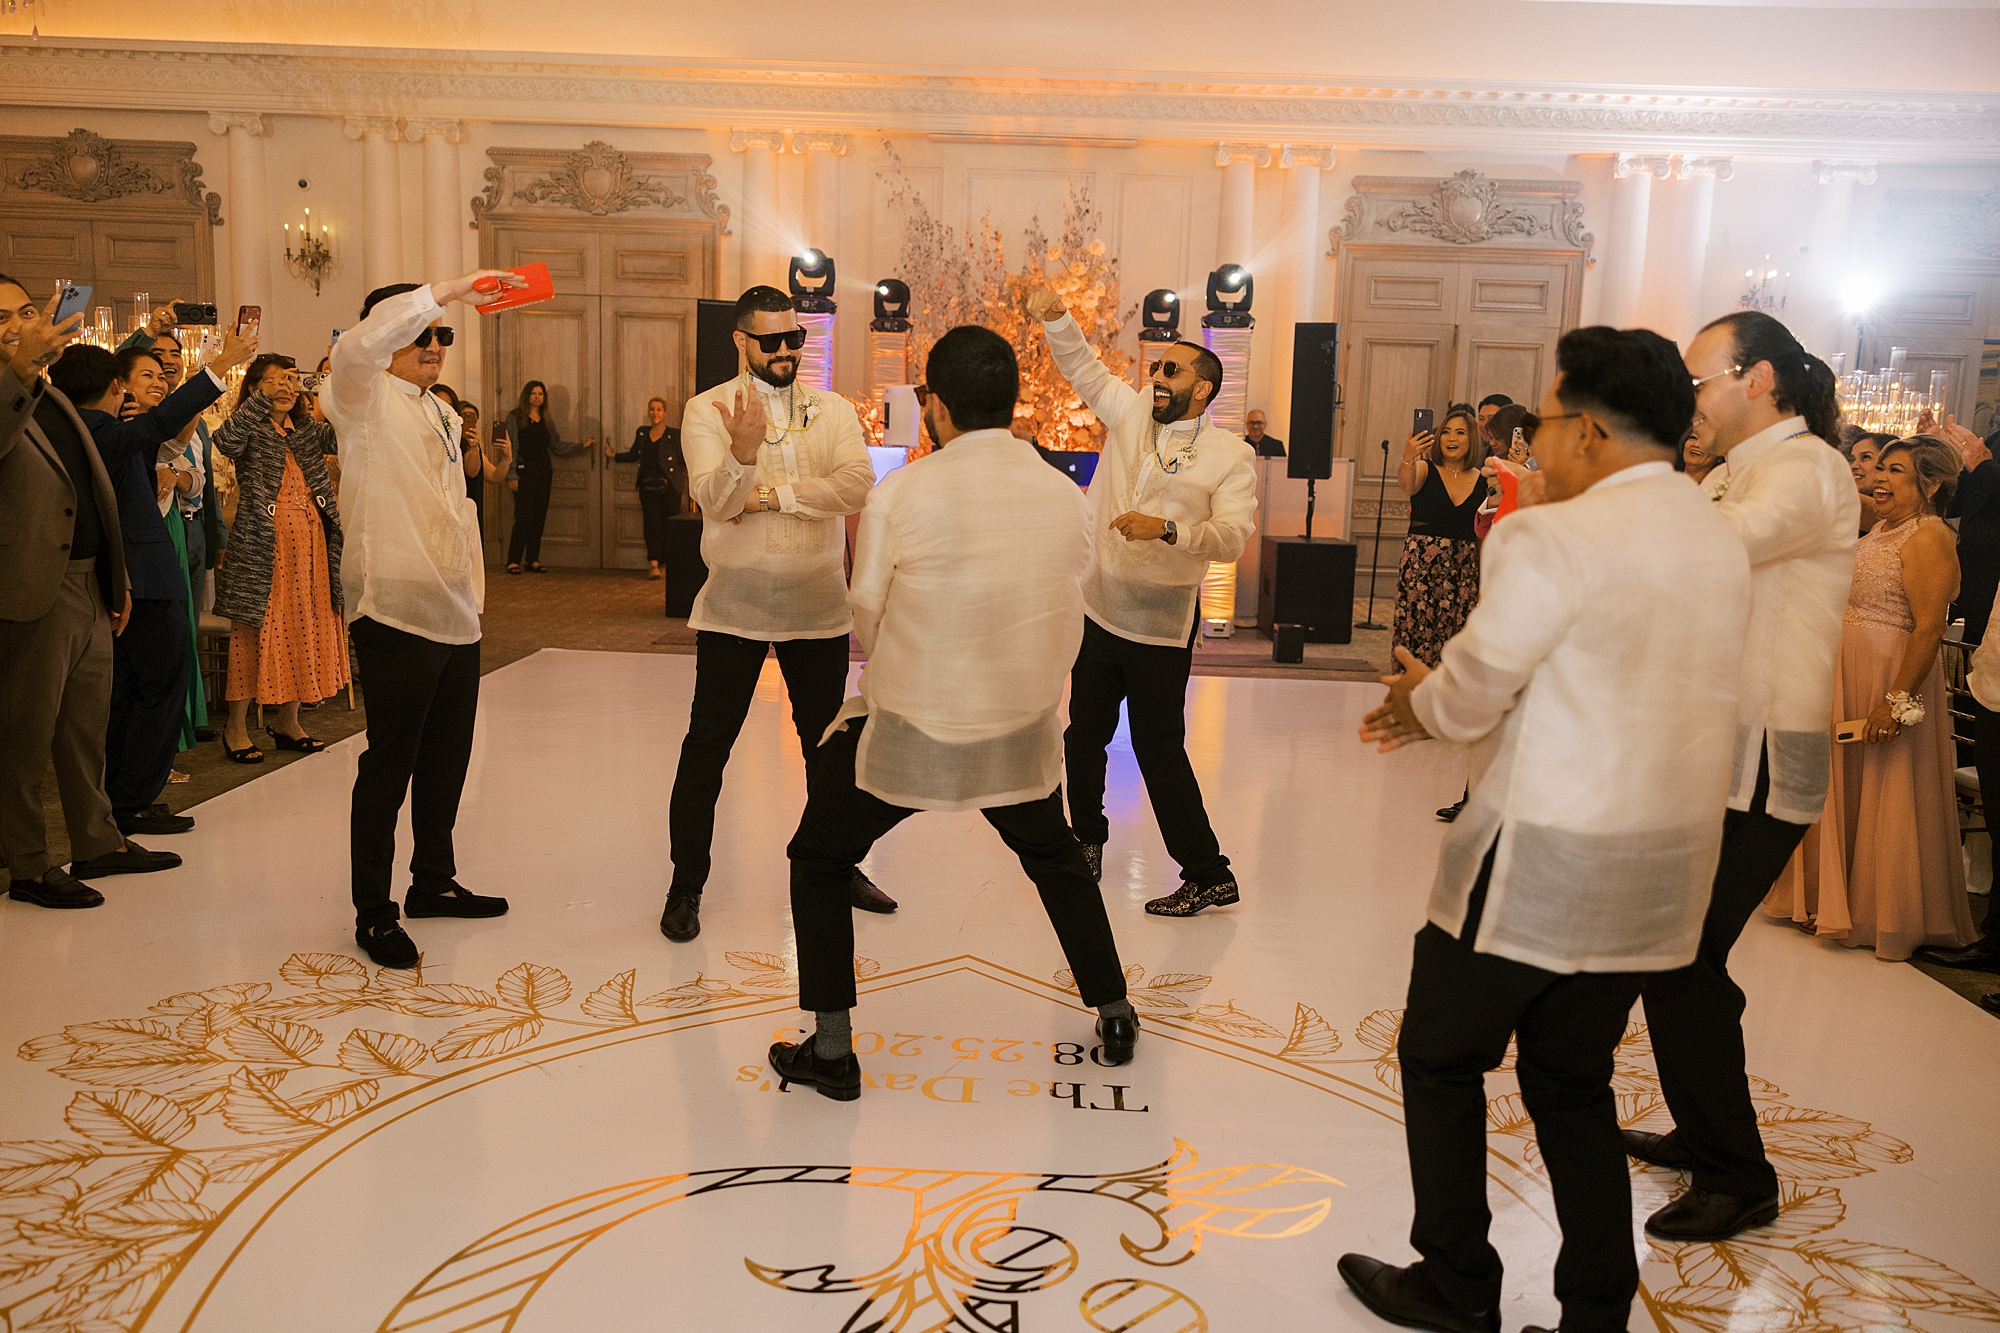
top-left (1024, 286), bottom-right (1067, 324)
top-left (1359, 647), bottom-right (1435, 753)
top-left (1939, 415), bottom-right (1991, 473)
top-left (714, 388), bottom-right (767, 466)
top-left (432, 269), bottom-right (527, 309)
top-left (8, 291), bottom-right (83, 381)
top-left (209, 325), bottom-right (260, 377)
top-left (145, 301), bottom-right (183, 341)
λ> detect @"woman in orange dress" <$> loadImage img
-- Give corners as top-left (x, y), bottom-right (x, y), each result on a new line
top-left (1766, 434), bottom-right (1978, 959)
top-left (212, 355), bottom-right (348, 762)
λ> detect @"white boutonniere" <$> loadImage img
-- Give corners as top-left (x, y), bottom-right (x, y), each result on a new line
top-left (1709, 473), bottom-right (1731, 502)
top-left (800, 394), bottom-right (823, 428)
top-left (1886, 691), bottom-right (1925, 726)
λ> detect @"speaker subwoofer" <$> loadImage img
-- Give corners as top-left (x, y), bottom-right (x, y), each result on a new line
top-left (1288, 322), bottom-right (1338, 480)
top-left (695, 299), bottom-right (739, 395)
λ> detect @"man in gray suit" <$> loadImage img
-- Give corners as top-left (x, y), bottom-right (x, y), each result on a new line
top-left (0, 275), bottom-right (180, 908)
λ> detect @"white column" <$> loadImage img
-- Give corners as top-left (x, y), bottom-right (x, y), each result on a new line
top-left (207, 113), bottom-right (272, 315)
top-left (1665, 156), bottom-right (1732, 343)
top-left (794, 131), bottom-right (846, 259)
top-left (404, 119), bottom-right (466, 381)
top-left (1600, 154), bottom-right (1672, 329)
top-left (1268, 146), bottom-right (1332, 439)
top-left (1214, 142), bottom-right (1269, 269)
top-left (1806, 160), bottom-right (1875, 355)
top-left (344, 116), bottom-right (405, 292)
top-left (731, 129), bottom-right (788, 293)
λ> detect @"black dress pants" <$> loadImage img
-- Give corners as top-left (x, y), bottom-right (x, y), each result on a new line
top-left (1639, 754), bottom-right (1801, 1200)
top-left (788, 717), bottom-right (1128, 1012)
top-left (638, 483), bottom-right (679, 564)
top-left (1398, 838), bottom-right (1647, 1333)
top-left (1063, 617), bottom-right (1230, 886)
top-left (507, 467), bottom-right (554, 566)
top-left (106, 595), bottom-right (191, 815)
top-left (349, 616), bottom-right (480, 928)
top-left (667, 629), bottom-right (849, 895)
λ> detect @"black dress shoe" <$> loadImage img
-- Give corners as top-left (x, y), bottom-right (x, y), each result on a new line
top-left (770, 1038), bottom-right (862, 1101)
top-left (1096, 1014), bottom-right (1138, 1065)
top-left (849, 868), bottom-right (898, 913)
top-left (1980, 991), bottom-right (2000, 1017)
top-left (69, 840), bottom-right (182, 878)
top-left (356, 922), bottom-right (420, 970)
top-left (1912, 939), bottom-right (2000, 974)
top-left (406, 881), bottom-right (509, 918)
top-left (1435, 798), bottom-right (1467, 823)
top-left (1144, 878), bottom-right (1240, 917)
top-left (1081, 842), bottom-right (1104, 883)
top-left (1645, 1187), bottom-right (1780, 1241)
top-left (660, 889), bottom-right (701, 942)
top-left (1623, 1128), bottom-right (1696, 1170)
top-left (9, 867), bottom-right (105, 909)
top-left (1336, 1255), bottom-right (1498, 1333)
top-left (115, 805), bottom-right (195, 835)
top-left (195, 726), bottom-right (220, 742)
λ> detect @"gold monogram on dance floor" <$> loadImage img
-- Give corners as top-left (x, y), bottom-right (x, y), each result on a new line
top-left (0, 951), bottom-right (1992, 1332)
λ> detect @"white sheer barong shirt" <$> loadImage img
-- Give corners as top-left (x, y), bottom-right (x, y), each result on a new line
top-left (681, 372), bottom-right (873, 641)
top-left (1043, 314), bottom-right (1257, 646)
top-left (1411, 462), bottom-right (1753, 974)
top-left (833, 428), bottom-right (1092, 812)
top-left (325, 285), bottom-right (483, 645)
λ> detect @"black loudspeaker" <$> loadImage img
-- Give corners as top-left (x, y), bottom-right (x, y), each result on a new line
top-left (1288, 322), bottom-right (1338, 480)
top-left (662, 515), bottom-right (708, 617)
top-left (695, 299), bottom-right (739, 395)
top-left (1273, 624), bottom-right (1306, 664)
top-left (1257, 534), bottom-right (1356, 644)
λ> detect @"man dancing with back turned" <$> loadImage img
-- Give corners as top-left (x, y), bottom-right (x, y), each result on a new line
top-left (1026, 285), bottom-right (1257, 915)
top-left (771, 325), bottom-right (1135, 1100)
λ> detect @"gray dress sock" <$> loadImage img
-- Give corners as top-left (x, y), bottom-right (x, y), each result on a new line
top-left (1099, 998), bottom-right (1135, 1021)
top-left (814, 1009), bottom-right (853, 1059)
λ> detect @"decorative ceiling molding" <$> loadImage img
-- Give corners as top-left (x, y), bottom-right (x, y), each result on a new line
top-left (1870, 185), bottom-right (2000, 261)
top-left (470, 141), bottom-right (728, 234)
top-left (3, 37), bottom-right (1996, 159)
top-left (1, 126), bottom-right (223, 224)
top-left (1333, 171), bottom-right (1592, 259)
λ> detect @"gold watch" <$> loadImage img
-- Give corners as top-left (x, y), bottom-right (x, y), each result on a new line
top-left (756, 485), bottom-right (775, 511)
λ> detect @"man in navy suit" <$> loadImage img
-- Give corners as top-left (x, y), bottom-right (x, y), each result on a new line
top-left (49, 331), bottom-right (253, 842)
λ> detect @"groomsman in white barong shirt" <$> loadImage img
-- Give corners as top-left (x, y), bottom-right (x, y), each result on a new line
top-left (661, 286), bottom-right (886, 945)
top-left (1026, 285), bottom-right (1257, 917)
top-left (770, 325), bottom-right (1135, 1103)
top-left (1345, 328), bottom-right (1752, 1333)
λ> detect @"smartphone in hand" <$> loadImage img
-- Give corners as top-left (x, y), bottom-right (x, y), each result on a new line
top-left (54, 283), bottom-right (92, 327)
top-left (1412, 407), bottom-right (1435, 438)
top-left (235, 305), bottom-right (262, 335)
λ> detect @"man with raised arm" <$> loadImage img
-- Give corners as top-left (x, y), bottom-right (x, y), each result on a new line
top-left (327, 270), bottom-right (524, 969)
top-left (1025, 285), bottom-right (1256, 916)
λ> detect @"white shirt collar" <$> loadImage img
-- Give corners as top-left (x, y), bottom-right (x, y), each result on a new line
top-left (1585, 459), bottom-right (1674, 494)
top-left (1157, 411), bottom-right (1206, 440)
top-left (743, 371), bottom-right (792, 401)
top-left (387, 373), bottom-right (426, 398)
top-left (1721, 415), bottom-right (1810, 473)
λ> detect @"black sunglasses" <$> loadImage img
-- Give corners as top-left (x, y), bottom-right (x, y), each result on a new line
top-left (413, 326), bottom-right (455, 349)
top-left (746, 328), bottom-right (807, 354)
top-left (913, 384), bottom-right (931, 406)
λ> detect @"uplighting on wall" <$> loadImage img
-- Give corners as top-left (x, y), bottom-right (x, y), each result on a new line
top-left (283, 208), bottom-right (338, 296)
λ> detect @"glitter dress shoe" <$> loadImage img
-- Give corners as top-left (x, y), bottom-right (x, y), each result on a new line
top-left (114, 804), bottom-right (194, 835)
top-left (9, 867), bottom-right (105, 909)
top-left (1080, 842), bottom-right (1104, 884)
top-left (356, 922), bottom-right (420, 970)
top-left (1623, 1128), bottom-right (1697, 1170)
top-left (406, 880), bottom-right (509, 918)
top-left (1912, 938), bottom-right (2000, 974)
top-left (1644, 1187), bottom-right (1781, 1241)
top-left (660, 889), bottom-right (701, 942)
top-left (1144, 878), bottom-right (1240, 917)
top-left (770, 1038), bottom-right (862, 1102)
top-left (1096, 1015), bottom-right (1138, 1065)
top-left (1336, 1255), bottom-right (1499, 1333)
top-left (69, 840), bottom-right (181, 878)
top-left (849, 868), bottom-right (898, 914)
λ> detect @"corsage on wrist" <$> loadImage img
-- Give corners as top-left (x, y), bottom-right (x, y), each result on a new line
top-left (1886, 691), bottom-right (1924, 726)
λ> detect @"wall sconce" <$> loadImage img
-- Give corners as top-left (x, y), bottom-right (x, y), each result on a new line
top-left (283, 207), bottom-right (338, 296)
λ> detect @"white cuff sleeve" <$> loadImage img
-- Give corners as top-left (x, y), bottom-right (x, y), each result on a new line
top-left (775, 483), bottom-right (799, 513)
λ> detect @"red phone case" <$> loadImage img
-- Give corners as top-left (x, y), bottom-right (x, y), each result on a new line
top-left (472, 263), bottom-right (555, 314)
top-left (1496, 468), bottom-right (1520, 519)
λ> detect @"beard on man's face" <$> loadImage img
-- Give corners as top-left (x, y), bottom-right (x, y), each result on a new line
top-left (1150, 382), bottom-right (1195, 425)
top-left (752, 352), bottom-right (799, 388)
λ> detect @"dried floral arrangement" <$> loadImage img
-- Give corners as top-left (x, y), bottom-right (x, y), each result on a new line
top-left (880, 152), bottom-right (1133, 456)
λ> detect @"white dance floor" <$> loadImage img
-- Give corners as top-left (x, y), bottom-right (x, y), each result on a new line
top-left (2, 649), bottom-right (1995, 1333)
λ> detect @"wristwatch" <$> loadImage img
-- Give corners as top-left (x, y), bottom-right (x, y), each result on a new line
top-left (1161, 519), bottom-right (1178, 545)
top-left (756, 485), bottom-right (775, 512)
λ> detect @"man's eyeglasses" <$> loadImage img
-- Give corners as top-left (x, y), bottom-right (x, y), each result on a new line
top-left (913, 385), bottom-right (931, 406)
top-left (413, 326), bottom-right (455, 349)
top-left (746, 328), bottom-right (808, 354)
top-left (1690, 365), bottom-right (1744, 393)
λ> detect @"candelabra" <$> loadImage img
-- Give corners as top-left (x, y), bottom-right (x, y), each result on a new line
top-left (283, 208), bottom-right (338, 296)
top-left (1831, 348), bottom-right (1945, 436)
top-left (1739, 257), bottom-right (1788, 314)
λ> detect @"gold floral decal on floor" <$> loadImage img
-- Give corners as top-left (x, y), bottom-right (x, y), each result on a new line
top-left (1057, 969), bottom-right (2000, 1333)
top-left (0, 950), bottom-right (871, 1333)
top-left (379, 1140), bottom-right (1333, 1332)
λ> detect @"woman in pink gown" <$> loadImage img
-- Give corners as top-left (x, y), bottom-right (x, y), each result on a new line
top-left (1767, 434), bottom-right (1978, 959)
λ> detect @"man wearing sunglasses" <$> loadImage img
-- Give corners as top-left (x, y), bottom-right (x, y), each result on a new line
top-left (664, 285), bottom-right (879, 944)
top-left (327, 270), bottom-right (527, 970)
top-left (1025, 285), bottom-right (1257, 918)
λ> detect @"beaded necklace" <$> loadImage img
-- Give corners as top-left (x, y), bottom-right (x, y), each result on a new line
top-left (423, 392), bottom-right (460, 464)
